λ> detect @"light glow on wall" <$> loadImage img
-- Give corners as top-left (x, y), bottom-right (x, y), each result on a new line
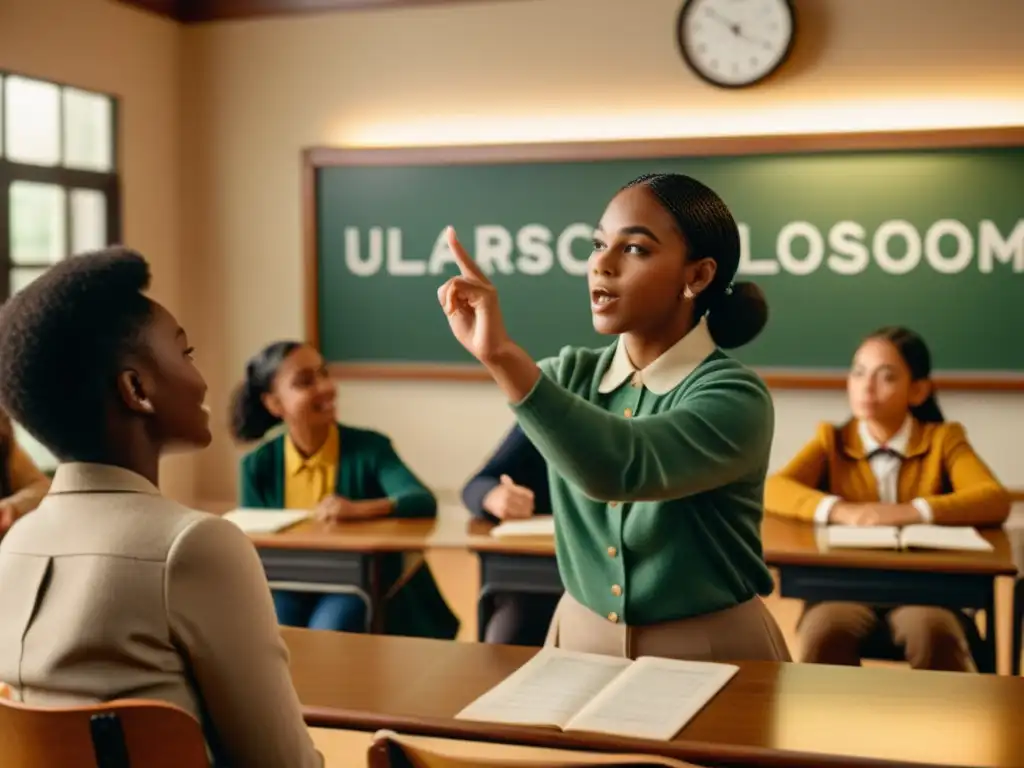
top-left (338, 97), bottom-right (1024, 147)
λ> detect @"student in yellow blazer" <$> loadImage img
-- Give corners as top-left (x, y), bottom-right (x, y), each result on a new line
top-left (231, 341), bottom-right (459, 640)
top-left (765, 327), bottom-right (1011, 672)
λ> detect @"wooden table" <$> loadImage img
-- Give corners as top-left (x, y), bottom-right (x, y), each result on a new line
top-left (248, 518), bottom-right (436, 632)
top-left (464, 517), bottom-right (1017, 669)
top-left (285, 628), bottom-right (1024, 768)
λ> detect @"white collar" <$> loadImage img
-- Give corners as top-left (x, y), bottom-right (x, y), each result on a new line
top-left (858, 416), bottom-right (912, 457)
top-left (597, 318), bottom-right (717, 395)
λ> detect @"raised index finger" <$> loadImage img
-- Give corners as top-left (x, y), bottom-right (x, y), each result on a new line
top-left (446, 226), bottom-right (490, 284)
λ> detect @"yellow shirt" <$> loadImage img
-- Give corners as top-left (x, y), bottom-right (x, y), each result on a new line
top-left (283, 424), bottom-right (339, 510)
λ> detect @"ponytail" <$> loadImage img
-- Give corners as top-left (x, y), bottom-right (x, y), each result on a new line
top-left (621, 173), bottom-right (768, 349)
top-left (911, 390), bottom-right (945, 424)
top-left (229, 341), bottom-right (302, 443)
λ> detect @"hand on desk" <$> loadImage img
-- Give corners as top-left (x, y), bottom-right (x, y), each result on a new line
top-left (830, 502), bottom-right (923, 527)
top-left (315, 496), bottom-right (393, 523)
top-left (483, 475), bottom-right (535, 520)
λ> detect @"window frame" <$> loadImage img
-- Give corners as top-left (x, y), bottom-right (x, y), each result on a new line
top-left (0, 70), bottom-right (121, 299)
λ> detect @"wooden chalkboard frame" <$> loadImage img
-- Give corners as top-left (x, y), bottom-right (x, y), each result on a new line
top-left (302, 126), bottom-right (1024, 390)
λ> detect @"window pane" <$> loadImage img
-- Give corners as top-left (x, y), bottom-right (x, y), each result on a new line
top-left (10, 182), bottom-right (66, 265)
top-left (71, 189), bottom-right (107, 253)
top-left (64, 88), bottom-right (113, 172)
top-left (10, 267), bottom-right (49, 295)
top-left (12, 422), bottom-right (57, 473)
top-left (5, 76), bottom-right (60, 166)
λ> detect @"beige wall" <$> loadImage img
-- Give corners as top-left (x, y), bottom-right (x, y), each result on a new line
top-left (2, 0), bottom-right (1022, 504)
top-left (182, 0), bottom-right (1024, 505)
top-left (0, 0), bottom-right (194, 501)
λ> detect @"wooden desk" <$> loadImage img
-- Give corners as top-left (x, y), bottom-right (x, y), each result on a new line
top-left (463, 517), bottom-right (1017, 669)
top-left (248, 518), bottom-right (436, 631)
top-left (285, 628), bottom-right (1024, 768)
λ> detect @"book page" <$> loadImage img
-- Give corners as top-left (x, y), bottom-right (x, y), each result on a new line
top-left (221, 508), bottom-right (310, 534)
top-left (824, 525), bottom-right (900, 550)
top-left (900, 525), bottom-right (994, 552)
top-left (490, 516), bottom-right (555, 538)
top-left (455, 649), bottom-right (632, 730)
top-left (564, 656), bottom-right (739, 741)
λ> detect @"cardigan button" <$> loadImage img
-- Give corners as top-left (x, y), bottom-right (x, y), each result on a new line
top-left (611, 584), bottom-right (622, 597)
top-left (607, 612), bottom-right (619, 623)
top-left (623, 407), bottom-right (633, 418)
top-left (607, 546), bottom-right (617, 558)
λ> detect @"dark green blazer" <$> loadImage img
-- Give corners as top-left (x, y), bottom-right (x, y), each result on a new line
top-left (239, 424), bottom-right (459, 640)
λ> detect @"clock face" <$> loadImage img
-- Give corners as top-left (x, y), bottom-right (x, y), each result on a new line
top-left (678, 0), bottom-right (795, 88)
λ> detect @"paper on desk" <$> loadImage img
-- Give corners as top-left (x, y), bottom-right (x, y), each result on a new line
top-left (565, 656), bottom-right (739, 741)
top-left (221, 508), bottom-right (310, 534)
top-left (490, 516), bottom-right (555, 538)
top-left (899, 525), bottom-right (994, 552)
top-left (823, 525), bottom-right (901, 549)
top-left (456, 649), bottom-right (631, 729)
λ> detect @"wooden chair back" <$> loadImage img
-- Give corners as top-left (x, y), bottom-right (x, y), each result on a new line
top-left (366, 729), bottom-right (705, 768)
top-left (0, 692), bottom-right (209, 768)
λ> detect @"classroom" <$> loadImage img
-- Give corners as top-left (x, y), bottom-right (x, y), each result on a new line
top-left (0, 0), bottom-right (1022, 766)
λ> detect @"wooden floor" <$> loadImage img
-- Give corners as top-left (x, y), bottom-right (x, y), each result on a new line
top-left (424, 548), bottom-right (1019, 673)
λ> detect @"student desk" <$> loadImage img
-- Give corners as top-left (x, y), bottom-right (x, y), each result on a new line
top-left (284, 628), bottom-right (1024, 768)
top-left (246, 518), bottom-right (436, 632)
top-left (464, 517), bottom-right (1017, 670)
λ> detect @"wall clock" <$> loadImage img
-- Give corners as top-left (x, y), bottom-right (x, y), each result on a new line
top-left (677, 0), bottom-right (796, 89)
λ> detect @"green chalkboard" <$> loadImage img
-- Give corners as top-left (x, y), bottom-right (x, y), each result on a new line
top-left (307, 129), bottom-right (1024, 387)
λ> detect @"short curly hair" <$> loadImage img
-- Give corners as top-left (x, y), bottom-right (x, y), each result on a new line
top-left (0, 247), bottom-right (154, 460)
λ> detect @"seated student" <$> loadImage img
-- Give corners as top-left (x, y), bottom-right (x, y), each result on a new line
top-left (0, 249), bottom-right (321, 767)
top-left (462, 424), bottom-right (562, 646)
top-left (0, 409), bottom-right (50, 535)
top-left (765, 326), bottom-right (1011, 672)
top-left (231, 340), bottom-right (459, 639)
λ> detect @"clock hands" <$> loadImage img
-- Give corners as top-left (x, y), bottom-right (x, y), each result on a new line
top-left (703, 7), bottom-right (742, 35)
top-left (702, 7), bottom-right (775, 51)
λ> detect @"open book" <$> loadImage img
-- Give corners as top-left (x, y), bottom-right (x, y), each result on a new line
top-left (456, 648), bottom-right (737, 742)
top-left (221, 508), bottom-right (309, 534)
top-left (490, 516), bottom-right (555, 538)
top-left (823, 524), bottom-right (993, 552)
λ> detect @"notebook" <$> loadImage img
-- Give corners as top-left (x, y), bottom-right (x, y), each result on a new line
top-left (221, 508), bottom-right (310, 534)
top-left (490, 516), bottom-right (555, 538)
top-left (823, 524), bottom-right (993, 552)
top-left (455, 648), bottom-right (738, 741)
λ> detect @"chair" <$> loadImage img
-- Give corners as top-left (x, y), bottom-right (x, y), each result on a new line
top-left (0, 693), bottom-right (209, 768)
top-left (367, 729), bottom-right (705, 768)
top-left (860, 609), bottom-right (995, 673)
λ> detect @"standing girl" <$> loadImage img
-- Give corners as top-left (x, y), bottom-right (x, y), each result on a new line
top-left (438, 173), bottom-right (790, 661)
top-left (231, 341), bottom-right (459, 639)
top-left (765, 326), bottom-right (1010, 671)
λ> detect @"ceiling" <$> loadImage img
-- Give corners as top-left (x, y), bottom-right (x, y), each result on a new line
top-left (116, 0), bottom-right (500, 23)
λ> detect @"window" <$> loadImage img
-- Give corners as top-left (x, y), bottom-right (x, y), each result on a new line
top-left (1, 71), bottom-right (120, 299)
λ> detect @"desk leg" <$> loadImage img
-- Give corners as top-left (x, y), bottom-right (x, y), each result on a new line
top-left (984, 588), bottom-right (997, 674)
top-left (369, 556), bottom-right (385, 634)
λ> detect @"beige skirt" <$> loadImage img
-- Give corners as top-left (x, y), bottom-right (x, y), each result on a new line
top-left (545, 591), bottom-right (792, 662)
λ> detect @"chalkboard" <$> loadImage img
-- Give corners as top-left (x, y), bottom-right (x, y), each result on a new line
top-left (304, 128), bottom-right (1024, 389)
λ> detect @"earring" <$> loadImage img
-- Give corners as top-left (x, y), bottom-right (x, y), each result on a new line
top-left (683, 285), bottom-right (695, 300)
